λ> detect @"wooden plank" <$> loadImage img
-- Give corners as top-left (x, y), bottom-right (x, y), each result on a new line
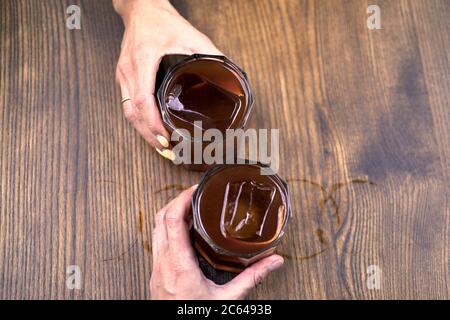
top-left (0, 0), bottom-right (448, 299)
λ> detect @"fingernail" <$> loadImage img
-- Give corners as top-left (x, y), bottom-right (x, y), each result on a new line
top-left (156, 148), bottom-right (176, 161)
top-left (267, 257), bottom-right (284, 271)
top-left (156, 135), bottom-right (169, 148)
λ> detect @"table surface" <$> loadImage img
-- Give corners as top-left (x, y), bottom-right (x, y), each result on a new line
top-left (0, 0), bottom-right (449, 299)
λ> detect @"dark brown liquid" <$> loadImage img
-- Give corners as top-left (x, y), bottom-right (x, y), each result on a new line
top-left (196, 164), bottom-right (288, 255)
top-left (164, 60), bottom-right (247, 133)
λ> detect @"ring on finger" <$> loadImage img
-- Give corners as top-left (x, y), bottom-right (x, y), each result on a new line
top-left (121, 97), bottom-right (131, 104)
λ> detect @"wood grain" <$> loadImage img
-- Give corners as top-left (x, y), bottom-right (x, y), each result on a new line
top-left (0, 0), bottom-right (448, 299)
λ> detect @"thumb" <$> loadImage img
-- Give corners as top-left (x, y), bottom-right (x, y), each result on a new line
top-left (221, 255), bottom-right (284, 299)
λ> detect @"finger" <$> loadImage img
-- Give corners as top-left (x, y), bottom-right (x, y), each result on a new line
top-left (151, 208), bottom-right (168, 266)
top-left (117, 55), bottom-right (135, 92)
top-left (118, 55), bottom-right (171, 151)
top-left (119, 88), bottom-right (159, 148)
top-left (221, 255), bottom-right (284, 299)
top-left (164, 185), bottom-right (198, 269)
top-left (133, 50), bottom-right (159, 96)
top-left (119, 81), bottom-right (135, 124)
top-left (133, 52), bottom-right (171, 148)
top-left (118, 70), bottom-right (154, 140)
top-left (131, 93), bottom-right (171, 147)
top-left (121, 90), bottom-right (171, 151)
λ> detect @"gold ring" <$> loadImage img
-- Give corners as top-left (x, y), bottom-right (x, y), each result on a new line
top-left (121, 97), bottom-right (131, 104)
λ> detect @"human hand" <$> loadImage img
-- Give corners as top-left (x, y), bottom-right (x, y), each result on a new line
top-left (113, 0), bottom-right (222, 160)
top-left (150, 185), bottom-right (285, 300)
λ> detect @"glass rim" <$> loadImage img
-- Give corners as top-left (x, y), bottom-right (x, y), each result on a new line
top-left (192, 162), bottom-right (292, 259)
top-left (156, 54), bottom-right (255, 142)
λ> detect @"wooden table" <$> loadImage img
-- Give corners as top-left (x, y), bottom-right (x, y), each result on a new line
top-left (0, 0), bottom-right (448, 299)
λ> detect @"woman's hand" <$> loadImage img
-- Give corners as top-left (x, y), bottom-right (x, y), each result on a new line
top-left (113, 0), bottom-right (222, 160)
top-left (150, 185), bottom-right (285, 300)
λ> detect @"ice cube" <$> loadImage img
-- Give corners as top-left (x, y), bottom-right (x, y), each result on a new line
top-left (167, 84), bottom-right (184, 111)
top-left (220, 181), bottom-right (276, 241)
top-left (166, 73), bottom-right (240, 128)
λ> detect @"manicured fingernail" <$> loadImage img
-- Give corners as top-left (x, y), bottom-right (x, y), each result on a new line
top-left (156, 148), bottom-right (176, 161)
top-left (156, 135), bottom-right (169, 148)
top-left (268, 257), bottom-right (284, 271)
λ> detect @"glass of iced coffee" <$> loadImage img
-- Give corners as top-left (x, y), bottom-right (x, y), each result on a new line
top-left (192, 163), bottom-right (291, 272)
